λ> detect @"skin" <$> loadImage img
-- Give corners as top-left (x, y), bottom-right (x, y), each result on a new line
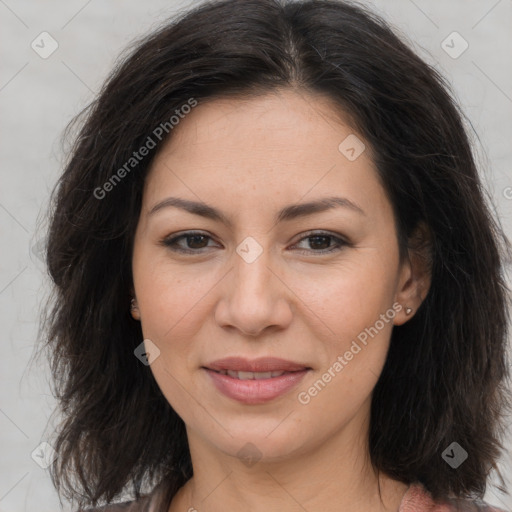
top-left (131, 89), bottom-right (431, 512)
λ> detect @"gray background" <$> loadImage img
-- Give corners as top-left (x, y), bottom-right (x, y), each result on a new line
top-left (1, 0), bottom-right (511, 510)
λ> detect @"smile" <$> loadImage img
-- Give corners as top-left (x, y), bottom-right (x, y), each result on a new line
top-left (202, 357), bottom-right (311, 404)
top-left (212, 369), bottom-right (291, 379)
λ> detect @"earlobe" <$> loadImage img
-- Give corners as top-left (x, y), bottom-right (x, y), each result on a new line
top-left (130, 297), bottom-right (141, 321)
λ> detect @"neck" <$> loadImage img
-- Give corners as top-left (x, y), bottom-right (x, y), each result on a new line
top-left (168, 409), bottom-right (408, 512)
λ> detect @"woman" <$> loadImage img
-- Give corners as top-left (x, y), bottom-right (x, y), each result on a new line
top-left (41, 0), bottom-right (511, 511)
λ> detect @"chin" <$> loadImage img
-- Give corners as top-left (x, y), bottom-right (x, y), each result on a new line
top-left (193, 415), bottom-right (317, 463)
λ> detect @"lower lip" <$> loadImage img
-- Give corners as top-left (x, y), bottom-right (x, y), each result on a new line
top-left (204, 368), bottom-right (309, 404)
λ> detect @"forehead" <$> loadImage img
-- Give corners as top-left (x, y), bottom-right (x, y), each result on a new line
top-left (160, 89), bottom-right (358, 157)
top-left (142, 89), bottom-right (391, 224)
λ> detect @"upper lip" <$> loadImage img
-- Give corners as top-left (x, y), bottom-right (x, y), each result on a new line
top-left (204, 357), bottom-right (309, 373)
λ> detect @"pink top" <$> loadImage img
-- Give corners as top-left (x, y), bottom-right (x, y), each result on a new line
top-left (398, 483), bottom-right (508, 512)
top-left (81, 481), bottom-right (509, 511)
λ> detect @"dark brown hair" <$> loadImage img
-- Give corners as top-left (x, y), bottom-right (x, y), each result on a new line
top-left (38, 0), bottom-right (512, 508)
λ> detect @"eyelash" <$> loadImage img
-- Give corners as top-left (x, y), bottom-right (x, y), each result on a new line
top-left (160, 230), bottom-right (349, 255)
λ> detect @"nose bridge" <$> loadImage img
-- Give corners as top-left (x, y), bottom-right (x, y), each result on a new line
top-left (215, 238), bottom-right (292, 335)
top-left (232, 242), bottom-right (274, 309)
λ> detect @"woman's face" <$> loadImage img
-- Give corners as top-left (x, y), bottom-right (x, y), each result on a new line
top-left (132, 89), bottom-right (420, 463)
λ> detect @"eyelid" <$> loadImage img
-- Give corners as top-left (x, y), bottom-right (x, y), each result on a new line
top-left (160, 230), bottom-right (349, 255)
top-left (291, 229), bottom-right (349, 245)
top-left (290, 230), bottom-right (349, 254)
top-left (159, 230), bottom-right (220, 254)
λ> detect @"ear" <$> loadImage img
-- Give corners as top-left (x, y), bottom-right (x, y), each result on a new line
top-left (130, 291), bottom-right (141, 321)
top-left (393, 221), bottom-right (432, 326)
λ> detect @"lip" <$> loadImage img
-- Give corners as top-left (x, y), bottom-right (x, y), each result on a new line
top-left (203, 357), bottom-right (311, 404)
top-left (205, 356), bottom-right (309, 373)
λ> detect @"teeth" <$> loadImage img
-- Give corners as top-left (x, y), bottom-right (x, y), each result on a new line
top-left (254, 372), bottom-right (272, 380)
top-left (221, 370), bottom-right (287, 380)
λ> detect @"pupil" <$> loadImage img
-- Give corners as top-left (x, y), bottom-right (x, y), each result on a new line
top-left (310, 236), bottom-right (330, 250)
top-left (184, 235), bottom-right (332, 250)
top-left (188, 235), bottom-right (207, 248)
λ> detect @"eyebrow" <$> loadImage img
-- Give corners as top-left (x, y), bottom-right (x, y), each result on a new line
top-left (148, 195), bottom-right (365, 226)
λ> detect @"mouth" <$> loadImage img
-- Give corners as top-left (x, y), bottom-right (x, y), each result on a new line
top-left (202, 357), bottom-right (311, 404)
top-left (208, 369), bottom-right (298, 380)
top-left (204, 356), bottom-right (310, 373)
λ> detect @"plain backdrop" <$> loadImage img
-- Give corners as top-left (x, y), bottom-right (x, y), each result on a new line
top-left (1, 0), bottom-right (511, 511)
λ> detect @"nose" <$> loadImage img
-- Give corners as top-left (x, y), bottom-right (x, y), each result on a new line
top-left (214, 247), bottom-right (293, 337)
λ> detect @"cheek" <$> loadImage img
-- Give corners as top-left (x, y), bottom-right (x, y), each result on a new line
top-left (288, 254), bottom-right (397, 407)
top-left (133, 251), bottom-right (219, 340)
top-left (294, 273), bottom-right (395, 425)
top-left (288, 255), bottom-right (397, 341)
top-left (132, 261), bottom-right (215, 419)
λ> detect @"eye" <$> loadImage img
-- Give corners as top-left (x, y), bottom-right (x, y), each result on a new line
top-left (291, 231), bottom-right (348, 254)
top-left (160, 230), bottom-right (349, 255)
top-left (160, 231), bottom-right (220, 254)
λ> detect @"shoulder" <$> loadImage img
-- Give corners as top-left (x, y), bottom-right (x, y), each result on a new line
top-left (400, 482), bottom-right (509, 512)
top-left (75, 478), bottom-right (170, 512)
top-left (76, 495), bottom-right (152, 512)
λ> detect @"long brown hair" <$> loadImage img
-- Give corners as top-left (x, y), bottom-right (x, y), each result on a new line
top-left (38, 0), bottom-right (511, 508)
